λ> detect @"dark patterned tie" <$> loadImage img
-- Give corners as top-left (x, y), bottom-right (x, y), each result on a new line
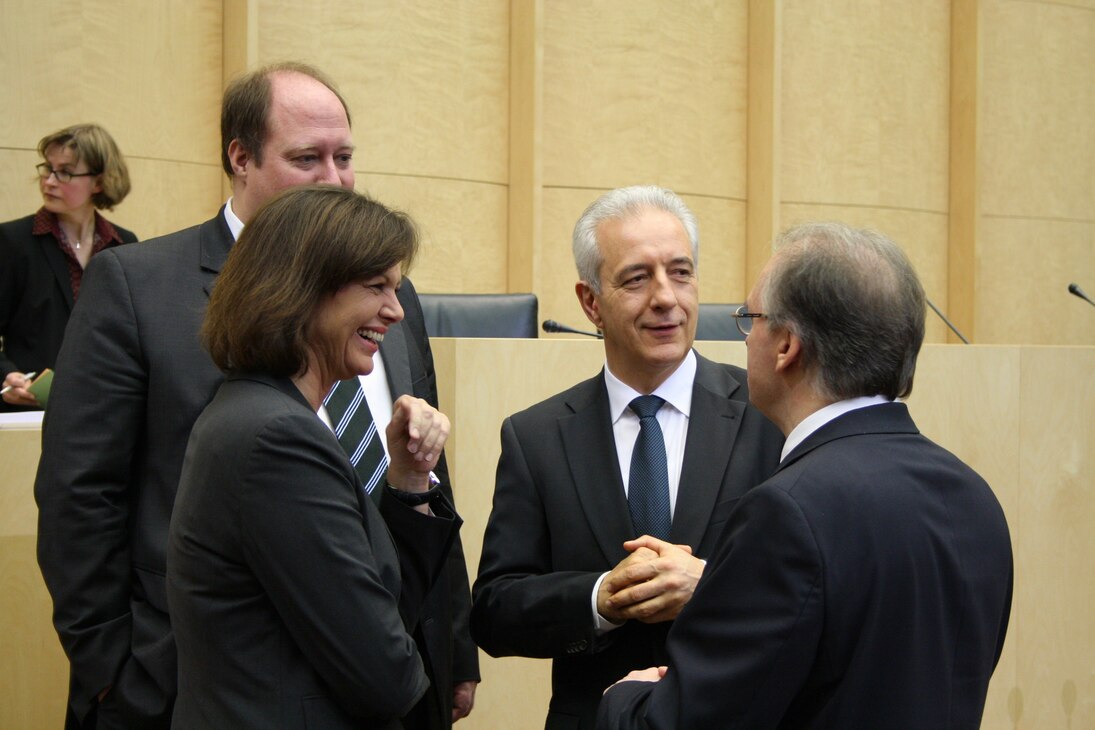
top-left (324, 378), bottom-right (389, 504)
top-left (628, 395), bottom-right (671, 540)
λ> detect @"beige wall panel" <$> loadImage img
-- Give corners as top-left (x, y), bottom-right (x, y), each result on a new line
top-left (540, 188), bottom-right (602, 331)
top-left (358, 175), bottom-right (508, 295)
top-left (781, 0), bottom-right (950, 212)
top-left (686, 196), bottom-right (747, 304)
top-left (1012, 346), bottom-right (1095, 729)
top-left (980, 0), bottom-right (1095, 220)
top-left (905, 344), bottom-right (1021, 727)
top-left (781, 203), bottom-right (952, 343)
top-left (541, 0), bottom-right (748, 196)
top-left (433, 338), bottom-right (608, 728)
top-left (976, 217), bottom-right (1095, 345)
top-left (0, 151), bottom-right (44, 223)
top-left (0, 0), bottom-right (221, 239)
top-left (0, 428), bottom-right (67, 730)
top-left (0, 0), bottom-right (221, 165)
top-left (111, 160), bottom-right (226, 240)
top-left (253, 0), bottom-right (509, 184)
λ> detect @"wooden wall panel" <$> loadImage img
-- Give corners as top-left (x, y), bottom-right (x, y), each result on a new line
top-left (359, 174), bottom-right (509, 294)
top-left (781, 0), bottom-right (951, 212)
top-left (1012, 346), bottom-right (1095, 728)
top-left (978, 0), bottom-right (1095, 345)
top-left (976, 217), bottom-right (1095, 344)
top-left (542, 1), bottom-right (747, 197)
top-left (0, 0), bottom-right (223, 239)
top-left (249, 0), bottom-right (510, 293)
top-left (778, 0), bottom-right (953, 341)
top-left (905, 344), bottom-right (1021, 727)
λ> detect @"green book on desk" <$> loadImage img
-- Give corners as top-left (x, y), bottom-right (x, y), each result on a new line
top-left (27, 368), bottom-right (54, 407)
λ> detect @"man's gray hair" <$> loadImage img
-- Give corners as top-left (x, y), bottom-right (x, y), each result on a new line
top-left (760, 222), bottom-right (926, 400)
top-left (572, 186), bottom-right (699, 293)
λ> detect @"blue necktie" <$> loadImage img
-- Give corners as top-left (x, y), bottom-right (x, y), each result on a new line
top-left (628, 395), bottom-right (671, 540)
top-left (324, 378), bottom-right (389, 504)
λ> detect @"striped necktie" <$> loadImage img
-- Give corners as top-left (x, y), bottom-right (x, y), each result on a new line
top-left (324, 378), bottom-right (389, 504)
top-left (627, 395), bottom-right (672, 540)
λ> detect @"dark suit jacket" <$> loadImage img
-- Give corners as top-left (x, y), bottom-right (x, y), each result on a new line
top-left (471, 354), bottom-right (784, 729)
top-left (167, 373), bottom-right (458, 729)
top-left (35, 208), bottom-right (476, 728)
top-left (0, 213), bottom-right (136, 409)
top-left (597, 403), bottom-right (1014, 730)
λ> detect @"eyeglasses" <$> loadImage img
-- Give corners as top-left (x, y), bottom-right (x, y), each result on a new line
top-left (36, 163), bottom-right (98, 183)
top-left (732, 304), bottom-right (766, 336)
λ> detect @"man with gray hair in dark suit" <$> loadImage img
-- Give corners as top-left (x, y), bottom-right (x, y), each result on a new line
top-left (472, 185), bottom-right (783, 729)
top-left (598, 222), bottom-right (1012, 730)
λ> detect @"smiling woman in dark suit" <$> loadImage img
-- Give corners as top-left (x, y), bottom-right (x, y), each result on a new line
top-left (167, 185), bottom-right (460, 730)
top-left (0, 124), bottom-right (136, 410)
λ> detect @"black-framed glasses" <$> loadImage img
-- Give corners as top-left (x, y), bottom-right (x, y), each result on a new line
top-left (732, 304), bottom-right (766, 336)
top-left (36, 163), bottom-right (98, 183)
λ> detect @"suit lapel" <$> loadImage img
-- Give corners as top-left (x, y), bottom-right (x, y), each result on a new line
top-left (378, 321), bottom-right (413, 398)
top-left (200, 208), bottom-right (235, 299)
top-left (671, 355), bottom-right (746, 546)
top-left (38, 234), bottom-right (75, 310)
top-left (559, 375), bottom-right (635, 565)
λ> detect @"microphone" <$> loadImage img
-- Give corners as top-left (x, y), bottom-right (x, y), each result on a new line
top-left (1069, 283), bottom-right (1095, 308)
top-left (542, 319), bottom-right (604, 339)
top-left (926, 298), bottom-right (969, 345)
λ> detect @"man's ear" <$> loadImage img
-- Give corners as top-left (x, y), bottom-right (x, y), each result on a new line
top-left (774, 328), bottom-right (802, 373)
top-left (226, 139), bottom-right (251, 179)
top-left (576, 281), bottom-right (603, 329)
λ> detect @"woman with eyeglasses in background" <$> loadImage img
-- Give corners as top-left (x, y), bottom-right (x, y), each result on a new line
top-left (0, 123), bottom-right (137, 410)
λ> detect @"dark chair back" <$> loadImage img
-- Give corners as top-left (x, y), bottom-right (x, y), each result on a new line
top-left (418, 293), bottom-right (539, 338)
top-left (695, 303), bottom-right (745, 341)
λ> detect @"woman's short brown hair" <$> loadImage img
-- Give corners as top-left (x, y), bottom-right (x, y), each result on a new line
top-left (203, 185), bottom-right (418, 376)
top-left (38, 123), bottom-right (131, 210)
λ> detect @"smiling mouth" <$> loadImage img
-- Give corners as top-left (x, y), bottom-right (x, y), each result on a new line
top-left (358, 329), bottom-right (384, 343)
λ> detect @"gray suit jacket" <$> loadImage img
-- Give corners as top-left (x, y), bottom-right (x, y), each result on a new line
top-left (471, 354), bottom-right (784, 730)
top-left (167, 372), bottom-right (458, 729)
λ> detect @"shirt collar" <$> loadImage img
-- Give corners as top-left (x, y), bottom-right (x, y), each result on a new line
top-left (224, 198), bottom-right (244, 241)
top-left (781, 395), bottom-right (892, 461)
top-left (31, 207), bottom-right (124, 245)
top-left (604, 349), bottom-right (697, 424)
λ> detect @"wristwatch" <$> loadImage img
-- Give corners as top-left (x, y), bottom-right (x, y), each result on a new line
top-left (385, 474), bottom-right (442, 507)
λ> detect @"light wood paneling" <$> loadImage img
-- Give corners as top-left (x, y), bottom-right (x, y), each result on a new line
top-left (0, 425), bottom-right (67, 730)
top-left (948, 0), bottom-right (981, 343)
top-left (975, 217), bottom-right (1095, 345)
top-left (252, 0), bottom-right (509, 184)
top-left (746, 0), bottom-right (782, 290)
top-left (358, 175), bottom-right (509, 295)
top-left (975, 0), bottom-right (1095, 346)
top-left (541, 1), bottom-right (748, 197)
top-left (1013, 346), bottom-right (1095, 728)
top-left (0, 150), bottom-right (45, 223)
top-left (781, 0), bottom-right (951, 211)
top-left (0, 0), bottom-right (222, 242)
top-left (905, 344), bottom-right (1021, 728)
top-left (508, 0), bottom-right (543, 293)
top-left (246, 0), bottom-right (511, 296)
top-left (980, 0), bottom-right (1095, 220)
top-left (781, 203), bottom-right (952, 343)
